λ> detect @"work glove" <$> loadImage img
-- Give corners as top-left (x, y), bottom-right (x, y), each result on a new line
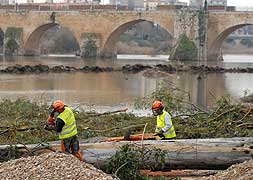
top-left (155, 129), bottom-right (165, 138)
top-left (44, 124), bottom-right (55, 131)
top-left (44, 116), bottom-right (55, 131)
top-left (47, 116), bottom-right (55, 126)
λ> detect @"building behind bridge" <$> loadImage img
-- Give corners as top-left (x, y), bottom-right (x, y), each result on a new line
top-left (0, 0), bottom-right (239, 12)
top-left (189, 0), bottom-right (235, 12)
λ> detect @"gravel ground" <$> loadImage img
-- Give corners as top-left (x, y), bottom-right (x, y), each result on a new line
top-left (0, 152), bottom-right (114, 180)
top-left (201, 160), bottom-right (253, 180)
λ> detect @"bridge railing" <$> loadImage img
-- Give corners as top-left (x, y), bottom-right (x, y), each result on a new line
top-left (0, 3), bottom-right (130, 12)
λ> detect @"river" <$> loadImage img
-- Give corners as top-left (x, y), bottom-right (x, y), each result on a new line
top-left (0, 54), bottom-right (252, 115)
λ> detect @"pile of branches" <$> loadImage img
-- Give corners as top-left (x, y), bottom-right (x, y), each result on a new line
top-left (134, 83), bottom-right (253, 139)
top-left (174, 96), bottom-right (253, 138)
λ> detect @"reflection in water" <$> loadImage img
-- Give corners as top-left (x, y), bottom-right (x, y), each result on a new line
top-left (225, 73), bottom-right (253, 98)
top-left (0, 55), bottom-right (251, 111)
top-left (169, 72), bottom-right (227, 108)
top-left (0, 72), bottom-right (158, 106)
top-left (196, 74), bottom-right (207, 108)
top-left (0, 56), bottom-right (169, 69)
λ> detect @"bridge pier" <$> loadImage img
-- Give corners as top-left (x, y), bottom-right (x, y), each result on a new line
top-left (99, 51), bottom-right (117, 58)
top-left (24, 49), bottom-right (40, 56)
top-left (79, 33), bottom-right (101, 58)
top-left (207, 53), bottom-right (223, 61)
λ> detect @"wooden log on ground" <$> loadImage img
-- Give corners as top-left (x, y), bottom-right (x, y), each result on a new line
top-left (140, 169), bottom-right (219, 177)
top-left (0, 137), bottom-right (252, 171)
top-left (79, 137), bottom-right (253, 170)
top-left (102, 133), bottom-right (158, 142)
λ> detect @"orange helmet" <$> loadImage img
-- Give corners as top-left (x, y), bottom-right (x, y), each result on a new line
top-left (152, 101), bottom-right (164, 110)
top-left (53, 100), bottom-right (65, 110)
top-left (48, 100), bottom-right (65, 116)
top-left (152, 101), bottom-right (164, 116)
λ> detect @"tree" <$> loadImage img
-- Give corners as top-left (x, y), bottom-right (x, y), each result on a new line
top-left (5, 38), bottom-right (19, 56)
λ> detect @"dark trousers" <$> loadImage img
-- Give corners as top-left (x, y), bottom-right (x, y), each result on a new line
top-left (61, 135), bottom-right (83, 161)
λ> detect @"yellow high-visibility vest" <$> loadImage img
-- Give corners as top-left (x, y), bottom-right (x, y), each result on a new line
top-left (57, 107), bottom-right (77, 139)
top-left (156, 111), bottom-right (176, 139)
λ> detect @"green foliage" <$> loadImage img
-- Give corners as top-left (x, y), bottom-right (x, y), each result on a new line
top-left (5, 38), bottom-right (19, 55)
top-left (0, 99), bottom-right (56, 144)
top-left (105, 144), bottom-right (165, 180)
top-left (0, 145), bottom-right (23, 162)
top-left (134, 83), bottom-right (188, 113)
top-left (134, 84), bottom-right (253, 139)
top-left (75, 112), bottom-right (156, 139)
top-left (5, 27), bottom-right (23, 55)
top-left (215, 95), bottom-right (232, 108)
top-left (83, 38), bottom-right (97, 57)
top-left (198, 11), bottom-right (206, 45)
top-left (0, 94), bottom-right (253, 148)
top-left (170, 34), bottom-right (198, 61)
top-left (80, 33), bottom-right (98, 57)
top-left (5, 27), bottom-right (23, 40)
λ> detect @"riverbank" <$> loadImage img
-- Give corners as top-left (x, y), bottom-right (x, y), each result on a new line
top-left (0, 95), bottom-right (252, 147)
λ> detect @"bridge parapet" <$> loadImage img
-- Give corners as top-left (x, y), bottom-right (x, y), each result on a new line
top-left (0, 4), bottom-right (129, 12)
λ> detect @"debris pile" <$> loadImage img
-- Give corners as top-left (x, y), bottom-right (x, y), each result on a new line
top-left (3, 64), bottom-right (253, 75)
top-left (202, 160), bottom-right (253, 180)
top-left (0, 152), bottom-right (114, 180)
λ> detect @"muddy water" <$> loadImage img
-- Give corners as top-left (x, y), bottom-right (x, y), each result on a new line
top-left (0, 54), bottom-right (252, 114)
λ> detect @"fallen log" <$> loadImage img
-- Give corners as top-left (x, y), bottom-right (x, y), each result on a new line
top-left (81, 137), bottom-right (253, 170)
top-left (102, 133), bottom-right (159, 142)
top-left (0, 137), bottom-right (252, 171)
top-left (140, 169), bottom-right (219, 177)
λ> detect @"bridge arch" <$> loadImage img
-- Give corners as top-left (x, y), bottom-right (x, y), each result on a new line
top-left (208, 23), bottom-right (251, 61)
top-left (101, 19), bottom-right (174, 57)
top-left (24, 23), bottom-right (80, 56)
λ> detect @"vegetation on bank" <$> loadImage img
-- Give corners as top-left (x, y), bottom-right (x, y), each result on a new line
top-left (0, 85), bottom-right (252, 179)
top-left (0, 85), bottom-right (252, 146)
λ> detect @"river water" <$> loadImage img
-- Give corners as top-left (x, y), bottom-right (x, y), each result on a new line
top-left (0, 54), bottom-right (252, 115)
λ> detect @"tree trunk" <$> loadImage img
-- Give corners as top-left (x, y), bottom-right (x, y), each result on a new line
top-left (1, 137), bottom-right (252, 170)
top-left (56, 136), bottom-right (253, 170)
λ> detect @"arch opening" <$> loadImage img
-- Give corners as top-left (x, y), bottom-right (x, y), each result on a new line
top-left (209, 24), bottom-right (252, 61)
top-left (102, 20), bottom-right (174, 58)
top-left (223, 25), bottom-right (253, 61)
top-left (25, 24), bottom-right (80, 56)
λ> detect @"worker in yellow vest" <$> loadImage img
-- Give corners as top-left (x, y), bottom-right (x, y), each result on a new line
top-left (45, 100), bottom-right (83, 161)
top-left (152, 101), bottom-right (176, 140)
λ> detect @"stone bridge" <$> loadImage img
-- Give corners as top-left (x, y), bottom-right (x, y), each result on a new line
top-left (0, 10), bottom-right (252, 60)
top-left (208, 12), bottom-right (253, 60)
